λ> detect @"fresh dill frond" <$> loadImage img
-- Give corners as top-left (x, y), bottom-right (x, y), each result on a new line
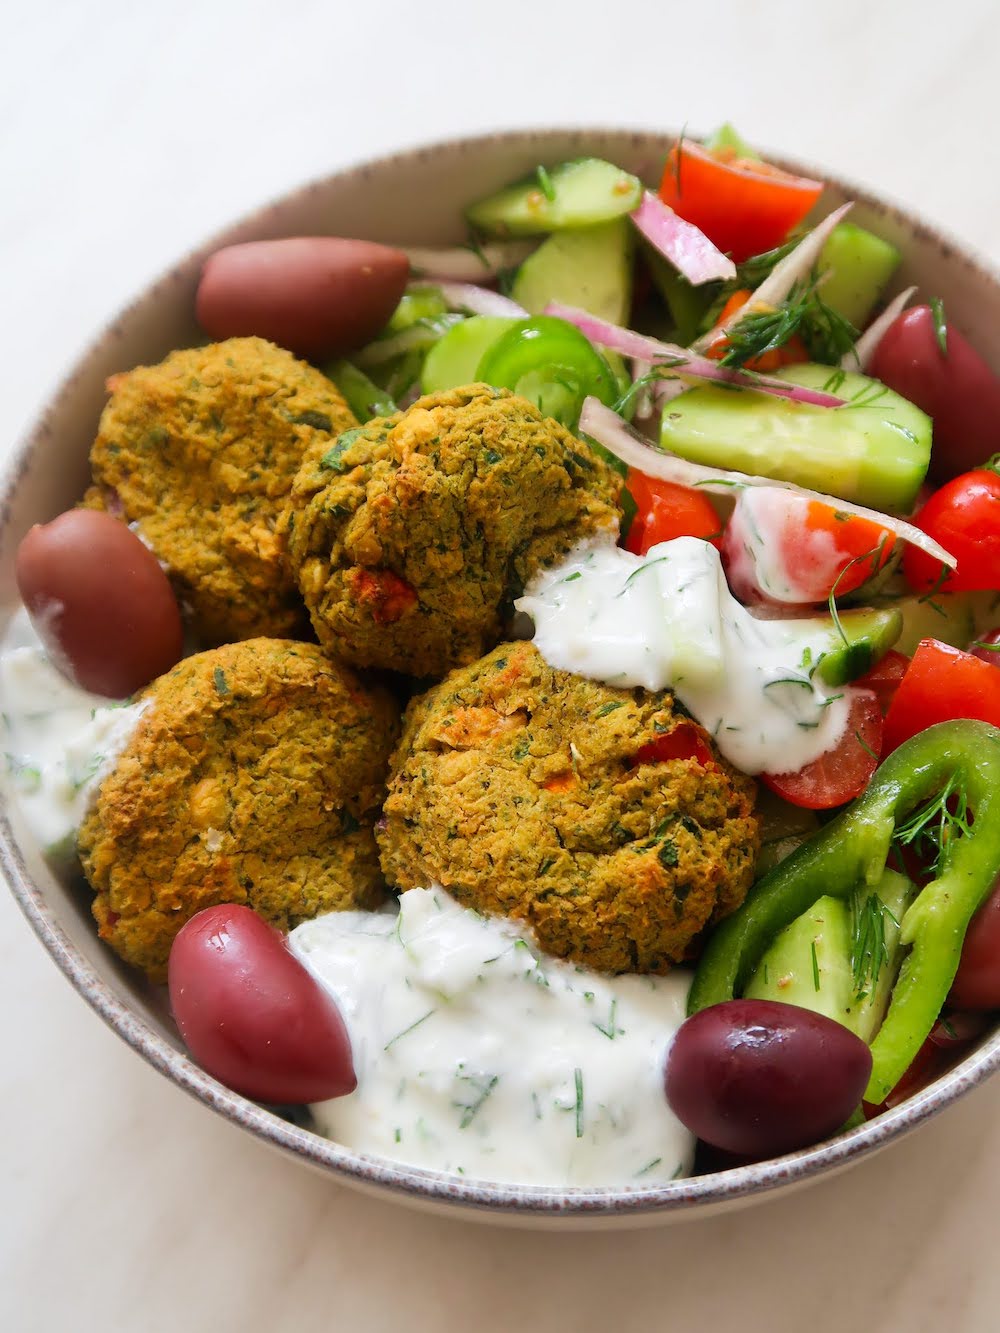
top-left (854, 730), bottom-right (879, 762)
top-left (930, 297), bottom-right (949, 357)
top-left (810, 939), bottom-right (821, 992)
top-left (612, 363), bottom-right (685, 417)
top-left (717, 280), bottom-right (858, 370)
top-left (850, 891), bottom-right (896, 1000)
top-left (892, 773), bottom-right (972, 877)
top-left (734, 236), bottom-right (801, 287)
top-left (535, 165), bottom-right (556, 202)
top-left (826, 533), bottom-right (893, 644)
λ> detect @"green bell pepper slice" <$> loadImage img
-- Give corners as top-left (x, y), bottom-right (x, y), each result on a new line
top-left (476, 314), bottom-right (619, 428)
top-left (688, 719), bottom-right (1000, 1104)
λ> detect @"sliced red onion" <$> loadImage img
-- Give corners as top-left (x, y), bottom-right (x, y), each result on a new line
top-left (579, 397), bottom-right (957, 570)
top-left (355, 314), bottom-right (463, 368)
top-left (693, 202), bottom-right (855, 352)
top-left (842, 286), bottom-right (918, 372)
top-left (403, 240), bottom-right (537, 282)
top-left (630, 190), bottom-right (736, 285)
top-left (412, 280), bottom-right (527, 319)
top-left (544, 302), bottom-right (845, 408)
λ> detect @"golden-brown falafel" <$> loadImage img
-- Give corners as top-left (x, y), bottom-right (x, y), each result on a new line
top-left (78, 638), bottom-right (399, 981)
top-left (378, 641), bottom-right (759, 974)
top-left (87, 337), bottom-right (357, 644)
top-left (279, 384), bottom-right (622, 678)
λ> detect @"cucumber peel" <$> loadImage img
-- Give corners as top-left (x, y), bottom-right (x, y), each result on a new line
top-left (466, 159), bottom-right (643, 236)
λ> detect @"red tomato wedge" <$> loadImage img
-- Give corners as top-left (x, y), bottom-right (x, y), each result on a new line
top-left (882, 639), bottom-right (1000, 754)
top-left (902, 466), bottom-right (1000, 593)
top-left (658, 142), bottom-right (823, 263)
top-left (624, 470), bottom-right (722, 556)
top-left (634, 722), bottom-right (715, 767)
top-left (760, 690), bottom-right (882, 809)
top-left (854, 649), bottom-right (910, 716)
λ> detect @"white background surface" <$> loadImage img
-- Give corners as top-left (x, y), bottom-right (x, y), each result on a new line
top-left (3, 1), bottom-right (1000, 1329)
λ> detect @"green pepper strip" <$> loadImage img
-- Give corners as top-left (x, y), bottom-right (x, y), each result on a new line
top-left (688, 719), bottom-right (1000, 1104)
top-left (326, 359), bottom-right (398, 424)
top-left (476, 315), bottom-right (620, 427)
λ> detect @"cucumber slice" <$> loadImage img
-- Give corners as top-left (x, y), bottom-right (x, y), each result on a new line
top-left (645, 251), bottom-right (715, 345)
top-left (874, 589), bottom-right (1000, 657)
top-left (387, 286), bottom-right (449, 331)
top-left (818, 223), bottom-right (901, 329)
top-left (419, 316), bottom-right (518, 395)
top-left (512, 219), bottom-right (633, 324)
top-left (660, 363), bottom-right (932, 512)
top-left (466, 159), bottom-right (643, 236)
top-left (794, 607), bottom-right (906, 687)
top-left (702, 123), bottom-right (761, 161)
top-left (745, 895), bottom-right (856, 1027)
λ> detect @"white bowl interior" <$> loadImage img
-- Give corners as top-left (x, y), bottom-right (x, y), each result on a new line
top-left (4, 127), bottom-right (1000, 1226)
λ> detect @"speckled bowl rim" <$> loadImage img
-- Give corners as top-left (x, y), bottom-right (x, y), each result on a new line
top-left (4, 125), bottom-right (1000, 1222)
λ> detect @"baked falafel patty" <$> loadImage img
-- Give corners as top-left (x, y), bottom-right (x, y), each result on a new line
top-left (87, 337), bottom-right (357, 644)
top-left (279, 384), bottom-right (622, 678)
top-left (78, 639), bottom-right (399, 982)
top-left (378, 642), bottom-right (760, 975)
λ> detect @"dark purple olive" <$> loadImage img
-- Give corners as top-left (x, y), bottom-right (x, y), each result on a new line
top-left (664, 999), bottom-right (872, 1159)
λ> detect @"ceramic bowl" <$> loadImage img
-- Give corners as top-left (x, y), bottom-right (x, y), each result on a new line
top-left (3, 127), bottom-right (1000, 1230)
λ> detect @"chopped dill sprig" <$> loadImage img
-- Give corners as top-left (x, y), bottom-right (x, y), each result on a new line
top-left (716, 280), bottom-right (858, 371)
top-left (535, 164), bottom-right (556, 202)
top-left (634, 1157), bottom-right (662, 1177)
top-left (854, 730), bottom-right (879, 762)
top-left (618, 555), bottom-right (670, 596)
top-left (930, 297), bottom-right (949, 357)
top-left (892, 773), bottom-right (972, 877)
top-left (734, 236), bottom-right (801, 287)
top-left (453, 1072), bottom-right (499, 1129)
top-left (592, 998), bottom-right (618, 1040)
top-left (810, 939), bottom-right (821, 992)
top-left (384, 1009), bottom-right (436, 1050)
top-left (612, 363), bottom-right (685, 417)
top-left (850, 891), bottom-right (897, 1001)
top-left (827, 533), bottom-right (893, 644)
top-left (574, 1067), bottom-right (585, 1138)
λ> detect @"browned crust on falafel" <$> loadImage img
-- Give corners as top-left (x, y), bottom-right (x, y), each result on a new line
top-left (78, 638), bottom-right (399, 981)
top-left (378, 641), bottom-right (760, 975)
top-left (279, 384), bottom-right (622, 677)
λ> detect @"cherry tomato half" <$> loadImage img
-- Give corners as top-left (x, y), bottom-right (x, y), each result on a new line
top-left (761, 690), bottom-right (882, 810)
top-left (624, 470), bottom-right (722, 556)
top-left (658, 141), bottom-right (823, 263)
top-left (902, 466), bottom-right (1000, 593)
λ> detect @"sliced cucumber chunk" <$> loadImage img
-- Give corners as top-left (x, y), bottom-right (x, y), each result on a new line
top-left (660, 363), bottom-right (932, 512)
top-left (806, 606), bottom-right (903, 686)
top-left (818, 223), bottom-right (901, 329)
top-left (419, 316), bottom-right (517, 395)
top-left (512, 219), bottom-right (633, 324)
top-left (844, 870), bottom-right (914, 1045)
top-left (745, 895), bottom-right (856, 1027)
top-left (645, 251), bottom-right (716, 345)
top-left (703, 123), bottom-right (761, 161)
top-left (466, 159), bottom-right (643, 236)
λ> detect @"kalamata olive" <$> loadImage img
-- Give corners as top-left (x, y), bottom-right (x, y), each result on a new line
top-left (15, 509), bottom-right (183, 698)
top-left (168, 904), bottom-right (356, 1104)
top-left (195, 236), bottom-right (409, 358)
top-left (970, 627), bottom-right (1000, 666)
top-left (664, 999), bottom-right (872, 1159)
top-left (949, 881), bottom-right (1000, 1009)
top-left (870, 305), bottom-right (1000, 483)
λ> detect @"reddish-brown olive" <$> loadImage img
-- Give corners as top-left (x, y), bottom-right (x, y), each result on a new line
top-left (195, 236), bottom-right (409, 358)
top-left (168, 904), bottom-right (356, 1105)
top-left (15, 509), bottom-right (183, 697)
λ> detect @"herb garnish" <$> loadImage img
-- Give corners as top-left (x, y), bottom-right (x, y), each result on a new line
top-left (810, 939), bottom-right (821, 992)
top-left (574, 1067), bottom-right (584, 1138)
top-left (930, 297), bottom-right (949, 357)
top-left (892, 773), bottom-right (972, 877)
top-left (213, 667), bottom-right (229, 696)
top-left (593, 998), bottom-right (618, 1040)
top-left (850, 892), bottom-right (898, 1000)
top-left (453, 1072), bottom-right (499, 1128)
top-left (535, 164), bottom-right (556, 202)
top-left (384, 1009), bottom-right (436, 1050)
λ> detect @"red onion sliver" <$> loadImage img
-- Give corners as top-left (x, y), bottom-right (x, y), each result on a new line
top-left (545, 302), bottom-right (845, 408)
top-left (412, 280), bottom-right (527, 319)
top-left (579, 397), bottom-right (957, 570)
top-left (843, 287), bottom-right (918, 372)
top-left (630, 190), bottom-right (736, 285)
top-left (403, 240), bottom-right (537, 282)
top-left (692, 202), bottom-right (855, 352)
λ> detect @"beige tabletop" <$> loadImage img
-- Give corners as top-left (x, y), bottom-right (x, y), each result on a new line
top-left (4, 1), bottom-right (1000, 1328)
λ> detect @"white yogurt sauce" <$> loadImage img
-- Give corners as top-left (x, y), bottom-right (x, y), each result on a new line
top-left (291, 887), bottom-right (694, 1187)
top-left (724, 488), bottom-right (847, 604)
top-left (0, 608), bottom-right (147, 854)
top-left (516, 536), bottom-right (853, 775)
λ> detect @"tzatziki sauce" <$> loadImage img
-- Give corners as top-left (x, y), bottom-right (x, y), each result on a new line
top-left (516, 536), bottom-right (854, 775)
top-left (290, 886), bottom-right (694, 1187)
top-left (0, 608), bottom-right (147, 854)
